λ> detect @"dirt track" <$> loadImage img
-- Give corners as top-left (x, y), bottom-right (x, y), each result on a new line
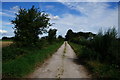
top-left (27, 41), bottom-right (91, 78)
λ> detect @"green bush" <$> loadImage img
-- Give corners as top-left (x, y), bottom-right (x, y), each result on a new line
top-left (72, 28), bottom-right (120, 65)
top-left (91, 28), bottom-right (120, 65)
top-left (69, 30), bottom-right (120, 78)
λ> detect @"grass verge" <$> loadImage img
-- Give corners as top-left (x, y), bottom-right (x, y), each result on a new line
top-left (3, 42), bottom-right (63, 78)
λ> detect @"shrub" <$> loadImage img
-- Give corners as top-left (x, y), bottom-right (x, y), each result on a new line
top-left (69, 27), bottom-right (120, 78)
top-left (78, 46), bottom-right (99, 61)
top-left (91, 28), bottom-right (119, 64)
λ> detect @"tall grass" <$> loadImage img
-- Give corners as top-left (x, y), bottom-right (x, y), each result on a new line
top-left (69, 28), bottom-right (120, 78)
top-left (90, 28), bottom-right (120, 64)
top-left (69, 42), bottom-right (120, 78)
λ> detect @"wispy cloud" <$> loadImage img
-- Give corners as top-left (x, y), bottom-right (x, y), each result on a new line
top-left (1, 6), bottom-right (19, 18)
top-left (0, 29), bottom-right (7, 34)
top-left (50, 2), bottom-right (118, 36)
top-left (2, 21), bottom-right (12, 26)
top-left (3, 9), bottom-right (17, 14)
top-left (1, 0), bottom-right (120, 2)
top-left (1, 2), bottom-right (118, 38)
top-left (1, 21), bottom-right (14, 37)
top-left (49, 14), bottom-right (60, 20)
top-left (0, 12), bottom-right (15, 17)
top-left (10, 6), bottom-right (19, 11)
top-left (57, 0), bottom-right (119, 2)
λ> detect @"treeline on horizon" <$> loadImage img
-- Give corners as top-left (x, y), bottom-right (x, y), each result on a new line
top-left (1, 30), bottom-right (96, 41)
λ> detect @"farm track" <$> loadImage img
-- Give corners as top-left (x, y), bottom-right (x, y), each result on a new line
top-left (26, 41), bottom-right (91, 78)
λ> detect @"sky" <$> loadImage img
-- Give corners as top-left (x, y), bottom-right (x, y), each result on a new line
top-left (0, 1), bottom-right (119, 38)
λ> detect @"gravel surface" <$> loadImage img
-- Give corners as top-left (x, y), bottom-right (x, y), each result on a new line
top-left (27, 41), bottom-right (91, 78)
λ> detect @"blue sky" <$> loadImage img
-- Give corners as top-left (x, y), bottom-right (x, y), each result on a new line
top-left (0, 2), bottom-right (119, 38)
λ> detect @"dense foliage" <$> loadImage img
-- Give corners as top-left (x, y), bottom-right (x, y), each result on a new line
top-left (65, 29), bottom-right (95, 41)
top-left (11, 6), bottom-right (51, 47)
top-left (65, 29), bottom-right (74, 41)
top-left (68, 28), bottom-right (120, 78)
top-left (48, 29), bottom-right (57, 44)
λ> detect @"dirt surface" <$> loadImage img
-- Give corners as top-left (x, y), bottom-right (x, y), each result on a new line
top-left (27, 41), bottom-right (91, 78)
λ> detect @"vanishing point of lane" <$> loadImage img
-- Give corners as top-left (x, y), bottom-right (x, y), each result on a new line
top-left (27, 41), bottom-right (91, 78)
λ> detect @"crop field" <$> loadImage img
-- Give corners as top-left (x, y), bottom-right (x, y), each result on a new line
top-left (0, 41), bottom-right (13, 47)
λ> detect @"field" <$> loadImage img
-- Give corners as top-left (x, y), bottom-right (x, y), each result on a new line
top-left (0, 41), bottom-right (13, 47)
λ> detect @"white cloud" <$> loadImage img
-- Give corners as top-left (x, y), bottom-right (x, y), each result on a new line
top-left (1, 6), bottom-right (20, 18)
top-left (50, 2), bottom-right (118, 37)
top-left (10, 6), bottom-right (19, 12)
top-left (56, 0), bottom-right (119, 2)
top-left (0, 20), bottom-right (14, 37)
top-left (3, 9), bottom-right (17, 14)
top-left (0, 29), bottom-right (7, 34)
top-left (2, 21), bottom-right (13, 26)
top-left (1, 0), bottom-right (120, 2)
top-left (1, 26), bottom-right (14, 38)
top-left (49, 14), bottom-right (60, 20)
top-left (1, 2), bottom-right (118, 38)
top-left (0, 12), bottom-right (15, 17)
top-left (51, 16), bottom-right (60, 20)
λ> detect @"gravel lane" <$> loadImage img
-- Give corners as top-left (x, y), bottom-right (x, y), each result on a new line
top-left (27, 41), bottom-right (91, 78)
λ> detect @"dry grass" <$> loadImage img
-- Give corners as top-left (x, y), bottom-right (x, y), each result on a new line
top-left (0, 41), bottom-right (13, 47)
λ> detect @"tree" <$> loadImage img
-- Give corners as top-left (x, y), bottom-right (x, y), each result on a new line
top-left (58, 35), bottom-right (63, 39)
top-left (11, 6), bottom-right (51, 47)
top-left (2, 37), bottom-right (14, 41)
top-left (58, 35), bottom-right (64, 41)
top-left (48, 29), bottom-right (57, 44)
top-left (65, 29), bottom-right (74, 41)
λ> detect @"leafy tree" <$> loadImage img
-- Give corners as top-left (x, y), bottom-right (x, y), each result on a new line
top-left (11, 6), bottom-right (51, 47)
top-left (58, 35), bottom-right (63, 39)
top-left (48, 29), bottom-right (57, 44)
top-left (65, 29), bottom-right (95, 41)
top-left (58, 35), bottom-right (64, 41)
top-left (65, 29), bottom-right (74, 41)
